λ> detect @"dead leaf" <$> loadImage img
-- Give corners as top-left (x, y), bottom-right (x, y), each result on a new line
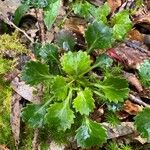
top-left (49, 141), bottom-right (65, 150)
top-left (102, 122), bottom-right (135, 139)
top-left (107, 0), bottom-right (121, 13)
top-left (123, 100), bottom-right (143, 115)
top-left (128, 29), bottom-right (144, 42)
top-left (134, 135), bottom-right (147, 144)
top-left (134, 12), bottom-right (150, 25)
top-left (107, 44), bottom-right (149, 69)
top-left (10, 92), bottom-right (22, 147)
top-left (0, 145), bottom-right (9, 150)
top-left (64, 18), bottom-right (86, 35)
top-left (124, 72), bottom-right (143, 92)
top-left (4, 69), bottom-right (20, 82)
top-left (11, 77), bottom-right (42, 104)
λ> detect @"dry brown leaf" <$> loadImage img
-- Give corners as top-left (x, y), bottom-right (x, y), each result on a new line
top-left (134, 135), bottom-right (147, 144)
top-left (107, 45), bottom-right (149, 69)
top-left (64, 18), bottom-right (86, 35)
top-left (123, 100), bottom-right (143, 115)
top-left (124, 72), bottom-right (143, 92)
top-left (102, 122), bottom-right (135, 139)
top-left (0, 145), bottom-right (9, 150)
top-left (10, 92), bottom-right (22, 147)
top-left (134, 12), bottom-right (150, 25)
top-left (128, 29), bottom-right (144, 42)
top-left (11, 77), bottom-right (42, 104)
top-left (107, 0), bottom-right (122, 12)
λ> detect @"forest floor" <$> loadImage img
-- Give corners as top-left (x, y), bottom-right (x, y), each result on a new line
top-left (0, 0), bottom-right (150, 150)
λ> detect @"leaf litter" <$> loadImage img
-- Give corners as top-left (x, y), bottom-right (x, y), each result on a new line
top-left (0, 0), bottom-right (150, 150)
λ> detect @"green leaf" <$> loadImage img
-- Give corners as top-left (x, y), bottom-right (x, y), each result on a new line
top-left (85, 21), bottom-right (113, 53)
top-left (14, 4), bottom-right (29, 25)
top-left (21, 0), bottom-right (48, 8)
top-left (101, 76), bottom-right (129, 103)
top-left (52, 76), bottom-right (68, 100)
top-left (138, 59), bottom-right (150, 87)
top-left (95, 54), bottom-right (113, 70)
top-left (45, 102), bottom-right (75, 131)
top-left (39, 43), bottom-right (59, 62)
top-left (111, 11), bottom-right (132, 40)
top-left (134, 108), bottom-right (150, 140)
top-left (61, 51), bottom-right (91, 76)
top-left (75, 117), bottom-right (107, 148)
top-left (55, 30), bottom-right (76, 51)
top-left (21, 61), bottom-right (50, 85)
top-left (73, 88), bottom-right (95, 115)
top-left (21, 104), bottom-right (47, 128)
top-left (95, 2), bottom-right (111, 24)
top-left (44, 0), bottom-right (61, 30)
top-left (72, 1), bottom-right (95, 18)
top-left (0, 58), bottom-right (12, 74)
top-left (39, 43), bottom-right (60, 74)
top-left (32, 42), bottom-right (42, 58)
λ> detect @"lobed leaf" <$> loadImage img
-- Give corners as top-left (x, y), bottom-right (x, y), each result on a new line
top-left (134, 108), bottom-right (150, 140)
top-left (111, 10), bottom-right (132, 40)
top-left (73, 88), bottom-right (95, 115)
top-left (21, 61), bottom-right (50, 85)
top-left (75, 117), bottom-right (107, 148)
top-left (72, 1), bottom-right (95, 18)
top-left (21, 104), bottom-right (47, 128)
top-left (101, 76), bottom-right (129, 103)
top-left (39, 43), bottom-right (59, 62)
top-left (95, 2), bottom-right (111, 24)
top-left (52, 76), bottom-right (68, 100)
top-left (45, 102), bottom-right (75, 131)
top-left (61, 51), bottom-right (91, 77)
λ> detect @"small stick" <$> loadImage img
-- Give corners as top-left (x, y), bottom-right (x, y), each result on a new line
top-left (35, 8), bottom-right (45, 43)
top-left (0, 13), bottom-right (34, 43)
top-left (32, 129), bottom-right (39, 150)
top-left (129, 94), bottom-right (150, 108)
top-left (126, 41), bottom-right (150, 56)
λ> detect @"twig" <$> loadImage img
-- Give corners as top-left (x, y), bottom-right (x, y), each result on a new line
top-left (35, 8), bottom-right (45, 43)
top-left (0, 13), bottom-right (34, 43)
top-left (32, 129), bottom-right (39, 150)
top-left (129, 94), bottom-right (150, 108)
top-left (126, 41), bottom-right (150, 56)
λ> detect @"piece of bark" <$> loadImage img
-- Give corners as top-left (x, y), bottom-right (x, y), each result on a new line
top-left (102, 122), bottom-right (135, 139)
top-left (10, 92), bottom-right (22, 148)
top-left (107, 45), bottom-right (149, 69)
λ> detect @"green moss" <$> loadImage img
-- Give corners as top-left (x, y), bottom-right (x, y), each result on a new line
top-left (0, 31), bottom-right (28, 54)
top-left (0, 58), bottom-right (13, 74)
top-left (0, 58), bottom-right (14, 147)
top-left (0, 79), bottom-right (13, 145)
